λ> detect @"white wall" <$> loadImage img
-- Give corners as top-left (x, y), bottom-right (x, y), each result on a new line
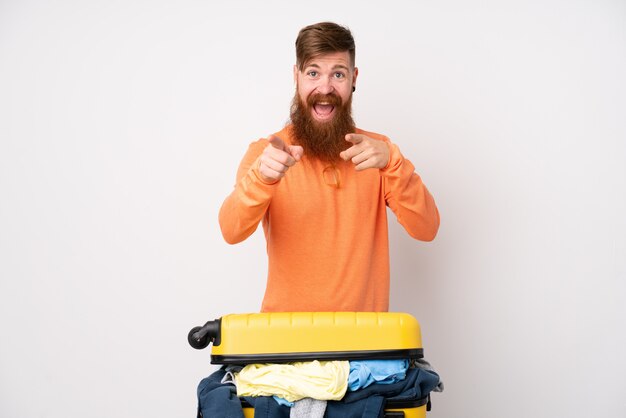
top-left (1, 1), bottom-right (624, 417)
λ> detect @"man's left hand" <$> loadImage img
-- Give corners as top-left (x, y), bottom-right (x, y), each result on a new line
top-left (340, 133), bottom-right (390, 171)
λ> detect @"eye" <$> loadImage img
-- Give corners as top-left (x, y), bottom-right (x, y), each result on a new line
top-left (307, 70), bottom-right (318, 77)
top-left (334, 72), bottom-right (345, 79)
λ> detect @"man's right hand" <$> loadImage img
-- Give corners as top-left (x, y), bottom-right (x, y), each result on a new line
top-left (258, 135), bottom-right (304, 183)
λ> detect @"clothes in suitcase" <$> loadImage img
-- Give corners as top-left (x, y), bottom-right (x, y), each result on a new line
top-left (190, 312), bottom-right (439, 418)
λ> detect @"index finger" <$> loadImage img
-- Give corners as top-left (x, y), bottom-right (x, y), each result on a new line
top-left (345, 133), bottom-right (365, 144)
top-left (268, 135), bottom-right (286, 151)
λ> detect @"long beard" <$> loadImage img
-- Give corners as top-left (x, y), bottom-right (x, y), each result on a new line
top-left (290, 91), bottom-right (355, 163)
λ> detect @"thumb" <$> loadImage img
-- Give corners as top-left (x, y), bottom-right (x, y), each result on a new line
top-left (268, 135), bottom-right (286, 151)
top-left (287, 145), bottom-right (304, 162)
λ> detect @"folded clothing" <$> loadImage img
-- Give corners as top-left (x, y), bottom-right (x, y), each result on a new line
top-left (197, 366), bottom-right (441, 418)
top-left (235, 360), bottom-right (349, 402)
top-left (348, 359), bottom-right (409, 391)
top-left (290, 398), bottom-right (327, 418)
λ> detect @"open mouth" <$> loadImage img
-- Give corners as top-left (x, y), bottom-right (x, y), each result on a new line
top-left (313, 102), bottom-right (335, 120)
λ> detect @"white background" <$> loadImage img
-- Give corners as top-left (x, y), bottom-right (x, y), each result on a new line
top-left (1, 1), bottom-right (625, 417)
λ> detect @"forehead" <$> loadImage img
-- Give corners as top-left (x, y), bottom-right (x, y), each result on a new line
top-left (301, 51), bottom-right (353, 70)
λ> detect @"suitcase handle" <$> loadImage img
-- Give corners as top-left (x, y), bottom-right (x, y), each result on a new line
top-left (188, 319), bottom-right (221, 349)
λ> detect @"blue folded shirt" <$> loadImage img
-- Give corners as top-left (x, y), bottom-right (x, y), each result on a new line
top-left (348, 359), bottom-right (409, 391)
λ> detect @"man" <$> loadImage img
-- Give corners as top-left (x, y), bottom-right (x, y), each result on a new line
top-left (219, 22), bottom-right (439, 312)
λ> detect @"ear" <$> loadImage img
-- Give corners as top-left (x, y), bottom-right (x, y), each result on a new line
top-left (352, 67), bottom-right (359, 89)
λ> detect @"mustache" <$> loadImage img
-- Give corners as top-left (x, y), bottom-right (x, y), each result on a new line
top-left (307, 92), bottom-right (342, 107)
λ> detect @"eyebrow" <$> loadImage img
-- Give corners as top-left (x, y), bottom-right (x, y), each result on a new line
top-left (304, 63), bottom-right (350, 71)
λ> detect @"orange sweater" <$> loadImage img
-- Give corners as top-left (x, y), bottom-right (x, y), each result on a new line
top-left (219, 125), bottom-right (439, 312)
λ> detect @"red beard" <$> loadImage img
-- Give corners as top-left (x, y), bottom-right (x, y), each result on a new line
top-left (290, 91), bottom-right (355, 163)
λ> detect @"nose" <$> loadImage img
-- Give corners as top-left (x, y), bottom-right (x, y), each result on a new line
top-left (315, 76), bottom-right (334, 95)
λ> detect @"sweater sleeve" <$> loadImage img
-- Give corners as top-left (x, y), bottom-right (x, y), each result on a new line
top-left (218, 139), bottom-right (278, 244)
top-left (381, 140), bottom-right (440, 241)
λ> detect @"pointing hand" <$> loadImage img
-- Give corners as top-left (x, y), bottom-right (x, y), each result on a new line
top-left (258, 135), bottom-right (304, 182)
top-left (340, 133), bottom-right (390, 171)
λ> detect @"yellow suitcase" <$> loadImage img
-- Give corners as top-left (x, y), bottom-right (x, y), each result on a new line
top-left (190, 312), bottom-right (433, 418)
